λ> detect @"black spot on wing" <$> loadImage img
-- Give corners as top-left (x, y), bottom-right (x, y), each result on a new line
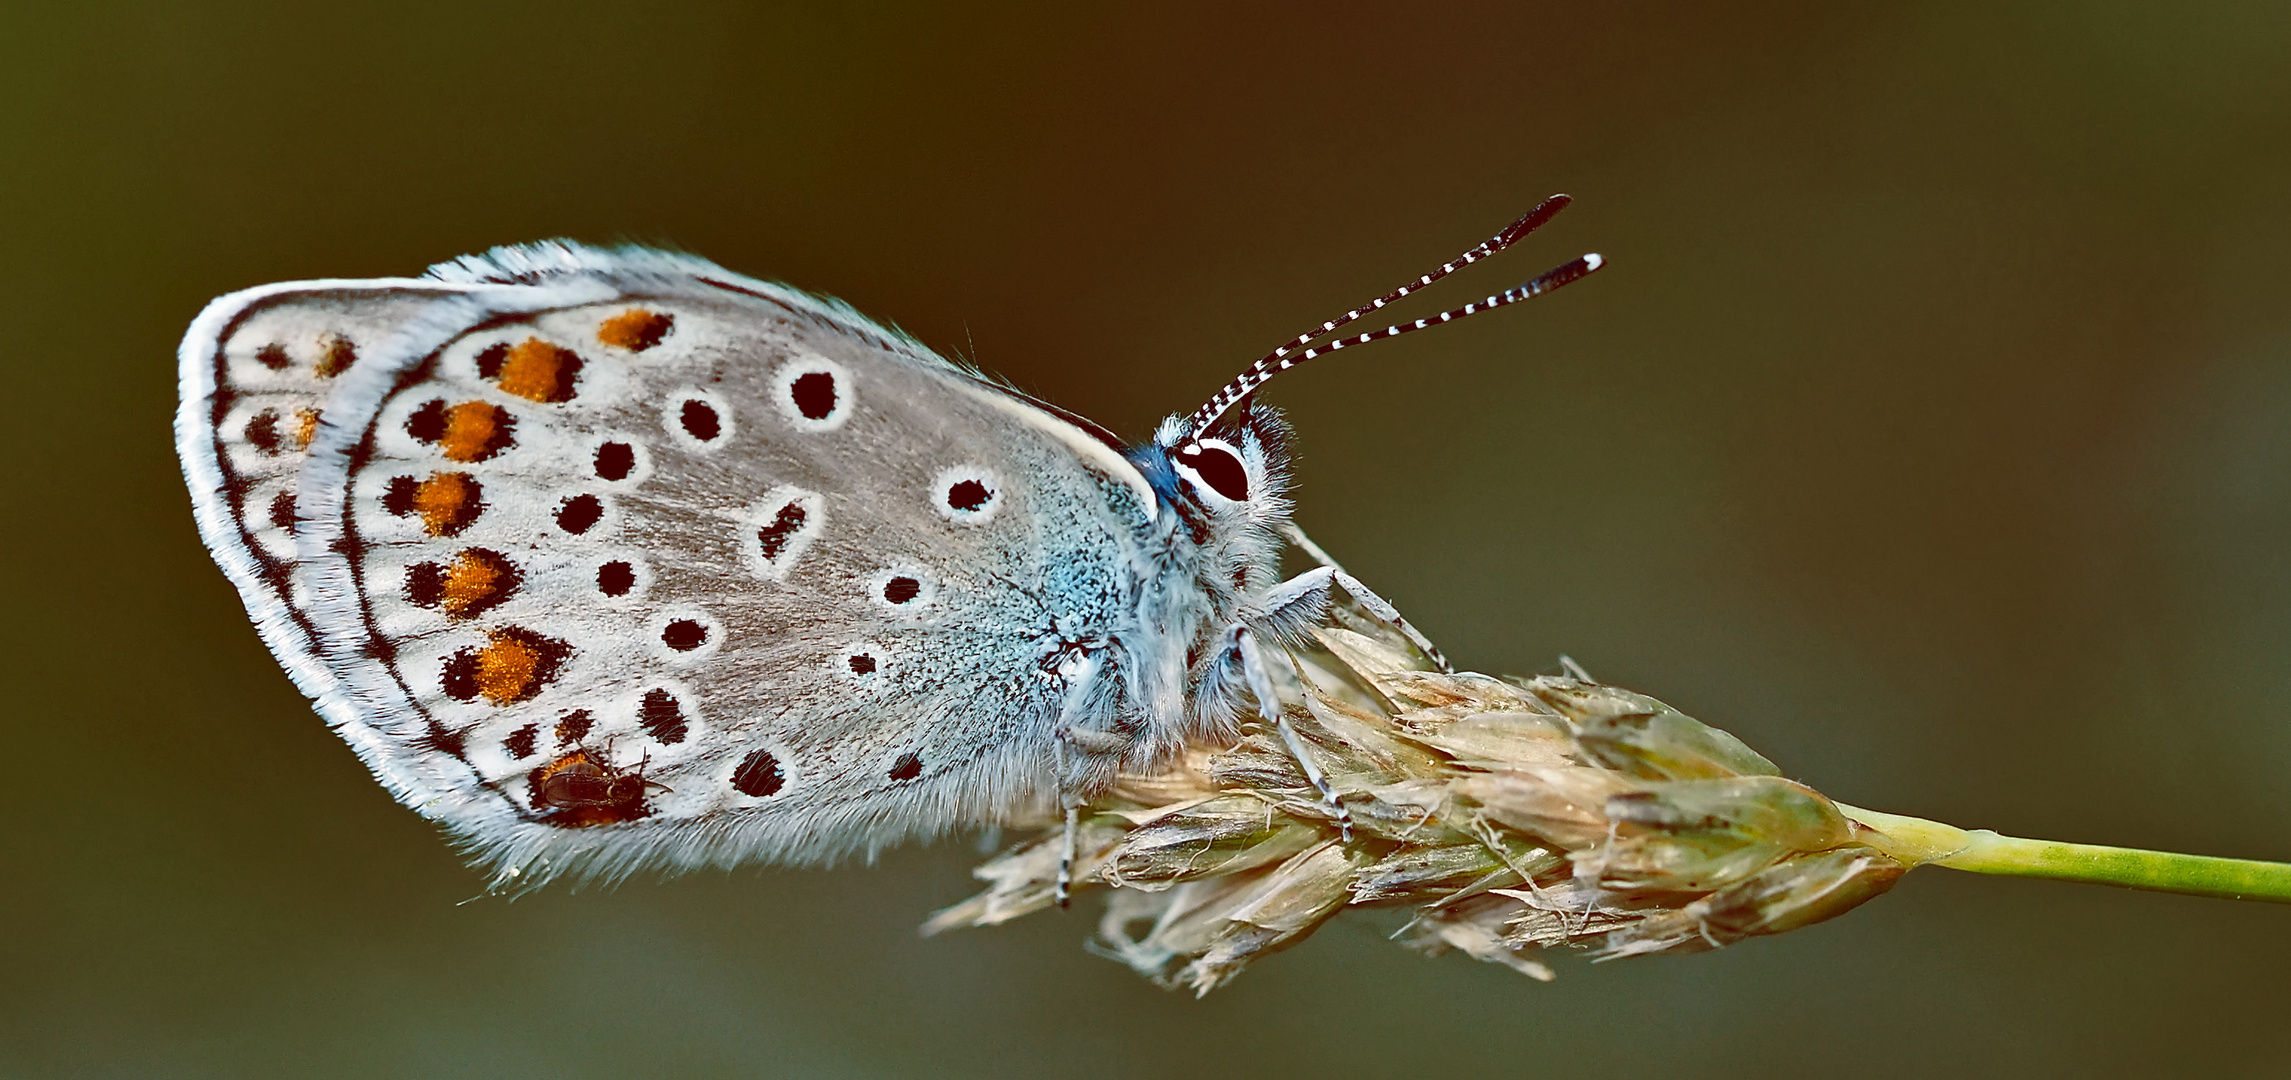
top-left (732, 749), bottom-right (784, 797)
top-left (638, 688), bottom-right (688, 744)
top-left (555, 493), bottom-right (602, 534)
top-left (594, 442), bottom-right (635, 480)
top-left (756, 503), bottom-right (806, 560)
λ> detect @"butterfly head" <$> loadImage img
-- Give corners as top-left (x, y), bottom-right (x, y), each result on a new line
top-left (1140, 395), bottom-right (1286, 538)
top-left (1151, 403), bottom-right (1290, 518)
top-left (1130, 401), bottom-right (1297, 731)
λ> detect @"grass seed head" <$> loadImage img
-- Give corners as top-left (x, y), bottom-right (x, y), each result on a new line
top-left (926, 594), bottom-right (1907, 993)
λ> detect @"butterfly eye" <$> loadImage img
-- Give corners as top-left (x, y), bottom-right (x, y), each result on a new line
top-left (1175, 440), bottom-right (1250, 503)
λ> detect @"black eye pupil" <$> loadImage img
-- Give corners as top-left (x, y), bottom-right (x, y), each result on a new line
top-left (1176, 445), bottom-right (1249, 502)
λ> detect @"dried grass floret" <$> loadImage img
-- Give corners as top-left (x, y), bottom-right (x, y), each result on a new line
top-left (925, 601), bottom-right (1900, 992)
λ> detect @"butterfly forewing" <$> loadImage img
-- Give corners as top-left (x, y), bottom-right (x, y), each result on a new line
top-left (185, 245), bottom-right (1166, 883)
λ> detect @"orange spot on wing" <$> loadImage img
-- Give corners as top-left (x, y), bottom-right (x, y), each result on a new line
top-left (440, 548), bottom-right (519, 618)
top-left (411, 472), bottom-right (483, 536)
top-left (473, 634), bottom-right (542, 703)
top-left (597, 309), bottom-right (674, 351)
top-left (487, 338), bottom-right (583, 402)
top-left (438, 401), bottom-right (514, 462)
top-left (292, 407), bottom-right (321, 450)
top-left (439, 626), bottom-right (570, 705)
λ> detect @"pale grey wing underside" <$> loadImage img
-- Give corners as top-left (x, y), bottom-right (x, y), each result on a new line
top-left (181, 245), bottom-right (1163, 885)
top-left (177, 276), bottom-right (499, 802)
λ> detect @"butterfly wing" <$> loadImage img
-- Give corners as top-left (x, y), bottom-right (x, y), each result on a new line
top-left (179, 243), bottom-right (1165, 886)
top-left (178, 274), bottom-right (508, 800)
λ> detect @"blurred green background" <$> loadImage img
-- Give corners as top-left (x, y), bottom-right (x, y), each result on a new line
top-left (6, 2), bottom-right (2289, 1076)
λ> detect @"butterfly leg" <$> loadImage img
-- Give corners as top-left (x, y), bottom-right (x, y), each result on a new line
top-left (1256, 565), bottom-right (1451, 674)
top-left (1050, 650), bottom-right (1109, 908)
top-left (1052, 736), bottom-right (1080, 909)
top-left (1236, 630), bottom-right (1353, 842)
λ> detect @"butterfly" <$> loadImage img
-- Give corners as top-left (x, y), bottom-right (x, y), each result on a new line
top-left (175, 195), bottom-right (1599, 891)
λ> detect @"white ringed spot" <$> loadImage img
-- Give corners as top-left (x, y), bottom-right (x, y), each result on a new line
top-left (769, 354), bottom-right (854, 432)
top-left (649, 607), bottom-right (724, 663)
top-left (583, 431), bottom-right (653, 487)
top-left (837, 640), bottom-right (889, 686)
top-left (632, 682), bottom-right (703, 748)
top-left (553, 492), bottom-right (616, 538)
top-left (866, 566), bottom-right (937, 612)
top-left (931, 464), bottom-right (1003, 525)
top-left (591, 553), bottom-right (652, 603)
top-left (662, 386), bottom-right (734, 453)
top-left (728, 741), bottom-right (797, 800)
top-left (741, 486), bottom-right (824, 582)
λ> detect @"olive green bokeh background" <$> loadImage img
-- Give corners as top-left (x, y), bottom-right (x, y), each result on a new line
top-left (6, 2), bottom-right (2289, 1076)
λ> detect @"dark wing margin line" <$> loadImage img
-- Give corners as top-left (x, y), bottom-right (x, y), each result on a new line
top-left (200, 294), bottom-right (330, 663)
top-left (334, 304), bottom-right (643, 819)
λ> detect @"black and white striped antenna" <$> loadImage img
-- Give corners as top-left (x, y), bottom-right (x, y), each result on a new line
top-left (1173, 194), bottom-right (1602, 446)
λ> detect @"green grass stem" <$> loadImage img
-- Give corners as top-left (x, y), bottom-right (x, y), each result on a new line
top-left (1838, 804), bottom-right (2291, 904)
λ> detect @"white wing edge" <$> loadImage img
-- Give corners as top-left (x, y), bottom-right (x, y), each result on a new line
top-left (175, 276), bottom-right (495, 806)
top-left (428, 240), bottom-right (961, 375)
